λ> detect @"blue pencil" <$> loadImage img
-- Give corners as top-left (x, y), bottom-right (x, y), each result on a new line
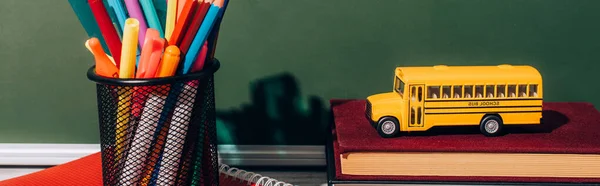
top-left (180, 0), bottom-right (224, 74)
top-left (206, 0), bottom-right (229, 59)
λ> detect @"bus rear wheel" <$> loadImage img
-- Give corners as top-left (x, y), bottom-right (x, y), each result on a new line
top-left (377, 116), bottom-right (400, 138)
top-left (480, 115), bottom-right (503, 137)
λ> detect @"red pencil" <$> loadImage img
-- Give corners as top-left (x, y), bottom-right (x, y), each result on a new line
top-left (179, 0), bottom-right (212, 54)
top-left (169, 0), bottom-right (198, 46)
top-left (88, 0), bottom-right (122, 66)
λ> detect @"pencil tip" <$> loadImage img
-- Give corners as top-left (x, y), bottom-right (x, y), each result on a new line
top-left (213, 0), bottom-right (224, 7)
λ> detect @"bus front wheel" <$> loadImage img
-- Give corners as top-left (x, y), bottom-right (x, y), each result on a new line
top-left (480, 115), bottom-right (503, 137)
top-left (377, 116), bottom-right (400, 138)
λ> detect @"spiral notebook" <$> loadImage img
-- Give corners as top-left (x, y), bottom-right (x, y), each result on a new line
top-left (219, 164), bottom-right (294, 186)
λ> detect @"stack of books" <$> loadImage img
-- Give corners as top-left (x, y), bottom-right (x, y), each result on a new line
top-left (326, 99), bottom-right (600, 185)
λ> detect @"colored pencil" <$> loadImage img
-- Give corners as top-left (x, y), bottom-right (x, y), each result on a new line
top-left (169, 0), bottom-right (199, 46)
top-left (165, 0), bottom-right (178, 40)
top-left (181, 0), bottom-right (224, 74)
top-left (179, 0), bottom-right (212, 54)
top-left (206, 0), bottom-right (229, 60)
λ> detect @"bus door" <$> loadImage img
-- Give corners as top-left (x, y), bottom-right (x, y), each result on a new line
top-left (409, 85), bottom-right (424, 127)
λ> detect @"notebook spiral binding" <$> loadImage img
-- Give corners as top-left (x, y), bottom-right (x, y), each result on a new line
top-left (219, 163), bottom-right (294, 186)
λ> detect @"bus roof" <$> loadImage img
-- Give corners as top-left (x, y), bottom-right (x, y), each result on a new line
top-left (396, 64), bottom-right (542, 84)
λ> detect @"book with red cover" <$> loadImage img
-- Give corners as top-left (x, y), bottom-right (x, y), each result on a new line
top-left (326, 99), bottom-right (600, 185)
top-left (0, 152), bottom-right (293, 186)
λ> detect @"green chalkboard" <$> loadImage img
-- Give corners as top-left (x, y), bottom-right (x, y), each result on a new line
top-left (0, 0), bottom-right (599, 145)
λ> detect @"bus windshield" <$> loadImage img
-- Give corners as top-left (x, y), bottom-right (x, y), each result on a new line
top-left (395, 76), bottom-right (405, 97)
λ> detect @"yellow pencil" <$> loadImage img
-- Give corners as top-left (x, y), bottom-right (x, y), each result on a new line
top-left (116, 18), bottom-right (139, 162)
top-left (165, 0), bottom-right (177, 40)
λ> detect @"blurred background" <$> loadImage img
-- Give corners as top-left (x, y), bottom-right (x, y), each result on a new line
top-left (0, 0), bottom-right (598, 146)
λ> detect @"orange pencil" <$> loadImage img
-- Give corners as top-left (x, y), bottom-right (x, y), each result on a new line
top-left (177, 0), bottom-right (188, 20)
top-left (179, 0), bottom-right (212, 53)
top-left (169, 0), bottom-right (199, 45)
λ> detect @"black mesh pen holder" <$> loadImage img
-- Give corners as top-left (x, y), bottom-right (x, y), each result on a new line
top-left (87, 59), bottom-right (221, 186)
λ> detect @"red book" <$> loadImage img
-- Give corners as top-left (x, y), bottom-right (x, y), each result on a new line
top-left (0, 152), bottom-right (294, 186)
top-left (328, 99), bottom-right (600, 184)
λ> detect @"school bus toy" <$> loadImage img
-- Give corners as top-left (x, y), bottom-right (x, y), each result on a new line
top-left (365, 64), bottom-right (542, 138)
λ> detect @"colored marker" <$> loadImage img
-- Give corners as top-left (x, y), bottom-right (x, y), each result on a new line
top-left (145, 38), bottom-right (167, 78)
top-left (87, 38), bottom-right (119, 78)
top-left (119, 93), bottom-right (166, 186)
top-left (156, 46), bottom-right (181, 77)
top-left (136, 29), bottom-right (160, 79)
top-left (107, 0), bottom-right (128, 34)
top-left (169, 0), bottom-right (198, 45)
top-left (165, 0), bottom-right (177, 40)
top-left (88, 0), bottom-right (122, 66)
top-left (181, 0), bottom-right (224, 74)
top-left (179, 0), bottom-right (211, 53)
top-left (68, 0), bottom-right (109, 53)
top-left (115, 18), bottom-right (139, 165)
top-left (140, 0), bottom-right (165, 38)
top-left (120, 18), bottom-right (140, 78)
top-left (124, 0), bottom-right (149, 48)
top-left (131, 29), bottom-right (160, 118)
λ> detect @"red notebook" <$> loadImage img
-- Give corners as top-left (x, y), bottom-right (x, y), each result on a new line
top-left (328, 99), bottom-right (600, 184)
top-left (0, 152), bottom-right (293, 186)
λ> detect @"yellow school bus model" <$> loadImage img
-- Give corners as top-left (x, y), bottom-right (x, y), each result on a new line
top-left (365, 64), bottom-right (543, 138)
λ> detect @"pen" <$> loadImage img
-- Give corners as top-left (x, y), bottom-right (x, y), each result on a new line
top-left (124, 0), bottom-right (149, 48)
top-left (181, 0), bottom-right (224, 74)
top-left (88, 0), bottom-right (122, 66)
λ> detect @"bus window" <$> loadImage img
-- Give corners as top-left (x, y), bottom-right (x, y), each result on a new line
top-left (410, 108), bottom-right (415, 124)
top-left (475, 85), bottom-right (484, 98)
top-left (496, 85), bottom-right (506, 98)
top-left (411, 87), bottom-right (416, 101)
top-left (464, 85), bottom-right (473, 98)
top-left (518, 84), bottom-right (527, 97)
top-left (428, 86), bottom-right (440, 99)
top-left (395, 77), bottom-right (405, 96)
top-left (442, 86), bottom-right (451, 99)
top-left (529, 84), bottom-right (538, 97)
top-left (507, 85), bottom-right (517, 97)
top-left (485, 85), bottom-right (495, 98)
top-left (418, 87), bottom-right (423, 101)
top-left (453, 85), bottom-right (462, 98)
